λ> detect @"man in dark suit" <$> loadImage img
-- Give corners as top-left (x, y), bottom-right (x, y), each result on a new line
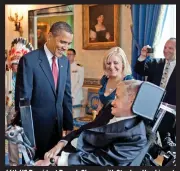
top-left (14, 21), bottom-right (74, 159)
top-left (134, 38), bottom-right (176, 142)
top-left (35, 80), bottom-right (147, 166)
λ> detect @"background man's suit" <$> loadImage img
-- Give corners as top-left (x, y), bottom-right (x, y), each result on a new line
top-left (135, 58), bottom-right (176, 140)
top-left (59, 103), bottom-right (147, 166)
top-left (15, 47), bottom-right (73, 159)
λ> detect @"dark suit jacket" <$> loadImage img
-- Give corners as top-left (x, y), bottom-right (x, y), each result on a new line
top-left (135, 58), bottom-right (176, 140)
top-left (15, 47), bottom-right (73, 158)
top-left (60, 102), bottom-right (147, 166)
top-left (68, 117), bottom-right (147, 166)
top-left (135, 58), bottom-right (176, 105)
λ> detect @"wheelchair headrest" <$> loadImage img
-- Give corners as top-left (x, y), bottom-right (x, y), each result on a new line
top-left (132, 81), bottom-right (166, 121)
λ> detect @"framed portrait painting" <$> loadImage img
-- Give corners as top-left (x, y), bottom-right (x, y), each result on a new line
top-left (37, 22), bottom-right (50, 49)
top-left (83, 4), bottom-right (120, 50)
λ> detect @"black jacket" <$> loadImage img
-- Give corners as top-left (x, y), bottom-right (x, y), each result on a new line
top-left (61, 102), bottom-right (147, 166)
top-left (68, 117), bottom-right (147, 166)
top-left (135, 58), bottom-right (176, 105)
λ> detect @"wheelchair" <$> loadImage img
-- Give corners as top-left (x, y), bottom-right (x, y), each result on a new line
top-left (5, 81), bottom-right (176, 166)
top-left (141, 132), bottom-right (176, 166)
top-left (5, 98), bottom-right (36, 166)
top-left (130, 82), bottom-right (176, 166)
top-left (5, 125), bottom-right (35, 166)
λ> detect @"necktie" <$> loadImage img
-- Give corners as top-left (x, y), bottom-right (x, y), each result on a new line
top-left (160, 62), bottom-right (170, 89)
top-left (52, 56), bottom-right (58, 89)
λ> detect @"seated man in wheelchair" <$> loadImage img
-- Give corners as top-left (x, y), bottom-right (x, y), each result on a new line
top-left (7, 80), bottom-right (175, 166)
top-left (35, 79), bottom-right (155, 166)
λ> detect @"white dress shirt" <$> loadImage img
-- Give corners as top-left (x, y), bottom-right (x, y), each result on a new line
top-left (162, 60), bottom-right (176, 87)
top-left (138, 55), bottom-right (146, 62)
top-left (44, 44), bottom-right (59, 71)
top-left (107, 115), bottom-right (137, 124)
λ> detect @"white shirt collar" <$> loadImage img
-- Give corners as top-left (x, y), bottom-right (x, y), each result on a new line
top-left (108, 115), bottom-right (136, 125)
top-left (44, 44), bottom-right (59, 70)
top-left (166, 59), bottom-right (176, 66)
top-left (44, 43), bottom-right (54, 61)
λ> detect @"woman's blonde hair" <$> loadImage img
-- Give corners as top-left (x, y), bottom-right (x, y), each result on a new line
top-left (103, 47), bottom-right (132, 77)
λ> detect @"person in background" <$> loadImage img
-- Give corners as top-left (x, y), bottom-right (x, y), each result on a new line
top-left (6, 59), bottom-right (19, 166)
top-left (134, 38), bottom-right (176, 143)
top-left (5, 37), bottom-right (34, 166)
top-left (37, 29), bottom-right (47, 48)
top-left (96, 46), bottom-right (134, 113)
top-left (66, 48), bottom-right (84, 108)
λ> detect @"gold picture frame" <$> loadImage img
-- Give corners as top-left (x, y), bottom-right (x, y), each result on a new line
top-left (83, 4), bottom-right (120, 50)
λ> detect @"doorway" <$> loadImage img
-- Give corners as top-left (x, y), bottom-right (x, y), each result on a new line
top-left (28, 5), bottom-right (74, 49)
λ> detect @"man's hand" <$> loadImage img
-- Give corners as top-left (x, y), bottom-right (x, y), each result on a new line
top-left (63, 130), bottom-right (72, 137)
top-left (35, 156), bottom-right (60, 166)
top-left (35, 159), bottom-right (50, 166)
top-left (140, 45), bottom-right (152, 59)
top-left (44, 141), bottom-right (65, 159)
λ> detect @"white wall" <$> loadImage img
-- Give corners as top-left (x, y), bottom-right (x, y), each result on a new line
top-left (154, 5), bottom-right (176, 58)
top-left (5, 4), bottom-right (59, 49)
top-left (5, 4), bottom-right (132, 79)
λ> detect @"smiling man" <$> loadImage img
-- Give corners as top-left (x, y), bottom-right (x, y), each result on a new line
top-left (135, 38), bottom-right (176, 143)
top-left (14, 22), bottom-right (74, 160)
top-left (35, 80), bottom-right (147, 166)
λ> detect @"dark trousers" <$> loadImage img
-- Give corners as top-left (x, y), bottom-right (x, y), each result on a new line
top-left (34, 121), bottom-right (61, 160)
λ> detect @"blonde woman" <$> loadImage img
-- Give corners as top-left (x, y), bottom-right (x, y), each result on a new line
top-left (97, 46), bottom-right (133, 112)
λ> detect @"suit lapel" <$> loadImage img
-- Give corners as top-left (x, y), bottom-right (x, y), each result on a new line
top-left (38, 48), bottom-right (56, 96)
top-left (166, 65), bottom-right (176, 89)
top-left (90, 117), bottom-right (138, 133)
top-left (77, 118), bottom-right (139, 149)
top-left (157, 59), bottom-right (166, 85)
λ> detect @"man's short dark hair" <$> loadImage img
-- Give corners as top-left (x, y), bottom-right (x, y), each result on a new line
top-left (49, 21), bottom-right (73, 36)
top-left (68, 48), bottom-right (76, 55)
top-left (169, 37), bottom-right (176, 41)
top-left (168, 38), bottom-right (176, 47)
